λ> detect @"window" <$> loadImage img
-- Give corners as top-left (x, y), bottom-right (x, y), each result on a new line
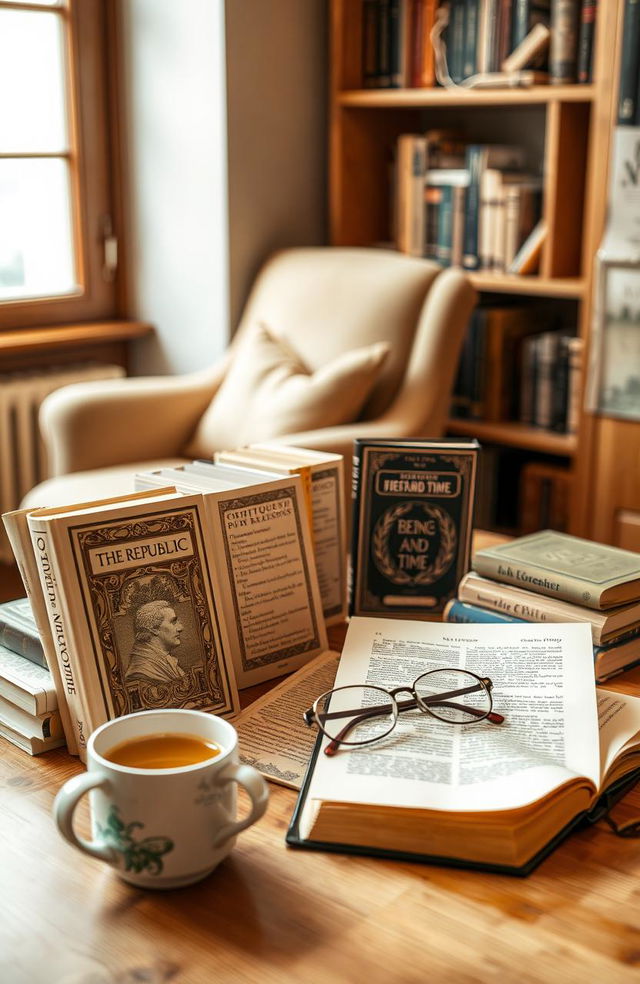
top-left (0, 0), bottom-right (117, 329)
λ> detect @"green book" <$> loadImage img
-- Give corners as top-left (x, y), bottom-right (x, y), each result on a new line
top-left (473, 530), bottom-right (640, 610)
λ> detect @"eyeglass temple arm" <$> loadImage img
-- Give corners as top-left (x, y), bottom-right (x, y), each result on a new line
top-left (320, 697), bottom-right (504, 757)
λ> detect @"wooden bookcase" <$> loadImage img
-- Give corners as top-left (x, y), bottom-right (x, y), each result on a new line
top-left (329, 0), bottom-right (625, 539)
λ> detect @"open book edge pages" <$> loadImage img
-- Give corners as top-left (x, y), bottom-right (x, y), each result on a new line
top-left (26, 488), bottom-right (241, 757)
top-left (289, 617), bottom-right (640, 873)
top-left (213, 445), bottom-right (348, 626)
top-left (3, 508), bottom-right (78, 754)
top-left (134, 464), bottom-right (328, 688)
top-left (235, 650), bottom-right (339, 789)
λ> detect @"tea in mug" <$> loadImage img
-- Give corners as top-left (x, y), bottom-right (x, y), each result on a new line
top-left (104, 732), bottom-right (222, 770)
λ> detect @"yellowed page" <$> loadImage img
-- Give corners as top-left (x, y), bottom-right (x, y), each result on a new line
top-left (597, 688), bottom-right (640, 781)
top-left (302, 618), bottom-right (599, 825)
top-left (236, 651), bottom-right (339, 788)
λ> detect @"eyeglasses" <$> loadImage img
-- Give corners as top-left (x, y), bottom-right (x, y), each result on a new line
top-left (303, 667), bottom-right (505, 756)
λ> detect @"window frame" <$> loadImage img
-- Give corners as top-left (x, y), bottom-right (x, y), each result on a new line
top-left (0, 0), bottom-right (118, 330)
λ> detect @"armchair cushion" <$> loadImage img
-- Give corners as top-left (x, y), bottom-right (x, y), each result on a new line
top-left (184, 321), bottom-right (390, 456)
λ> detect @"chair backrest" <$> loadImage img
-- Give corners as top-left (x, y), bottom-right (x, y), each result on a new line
top-left (236, 247), bottom-right (473, 422)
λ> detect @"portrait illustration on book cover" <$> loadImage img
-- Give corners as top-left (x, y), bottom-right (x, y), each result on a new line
top-left (75, 506), bottom-right (237, 718)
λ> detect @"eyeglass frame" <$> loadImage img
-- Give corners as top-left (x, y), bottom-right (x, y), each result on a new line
top-left (303, 667), bottom-right (505, 757)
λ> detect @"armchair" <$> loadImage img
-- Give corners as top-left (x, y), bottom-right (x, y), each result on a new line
top-left (22, 247), bottom-right (477, 509)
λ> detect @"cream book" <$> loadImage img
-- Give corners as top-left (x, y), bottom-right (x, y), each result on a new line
top-left (0, 643), bottom-right (58, 716)
top-left (3, 508), bottom-right (78, 754)
top-left (214, 444), bottom-right (347, 626)
top-left (288, 618), bottom-right (640, 874)
top-left (27, 489), bottom-right (240, 751)
top-left (134, 463), bottom-right (328, 688)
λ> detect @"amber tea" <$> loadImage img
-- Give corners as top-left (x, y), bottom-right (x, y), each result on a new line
top-left (104, 732), bottom-right (222, 769)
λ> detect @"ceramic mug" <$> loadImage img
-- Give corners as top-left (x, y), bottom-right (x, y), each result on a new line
top-left (53, 709), bottom-right (269, 889)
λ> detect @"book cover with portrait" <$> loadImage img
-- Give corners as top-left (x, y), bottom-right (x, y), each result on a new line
top-left (350, 438), bottom-right (480, 618)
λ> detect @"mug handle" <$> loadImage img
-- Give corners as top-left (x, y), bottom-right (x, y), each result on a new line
top-left (211, 762), bottom-right (269, 848)
top-left (53, 772), bottom-right (119, 864)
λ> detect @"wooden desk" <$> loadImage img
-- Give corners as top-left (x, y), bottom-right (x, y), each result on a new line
top-left (3, 619), bottom-right (640, 984)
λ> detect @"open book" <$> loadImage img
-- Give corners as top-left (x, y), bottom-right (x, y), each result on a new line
top-left (287, 617), bottom-right (640, 874)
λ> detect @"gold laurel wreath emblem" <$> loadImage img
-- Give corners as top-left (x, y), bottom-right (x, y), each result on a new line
top-left (372, 502), bottom-right (457, 586)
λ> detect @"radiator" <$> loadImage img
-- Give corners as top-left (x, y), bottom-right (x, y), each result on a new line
top-left (0, 363), bottom-right (125, 563)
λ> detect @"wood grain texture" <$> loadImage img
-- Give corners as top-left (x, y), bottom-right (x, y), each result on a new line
top-left (3, 573), bottom-right (640, 983)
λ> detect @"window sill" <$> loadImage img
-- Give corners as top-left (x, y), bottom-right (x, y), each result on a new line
top-left (0, 320), bottom-right (153, 357)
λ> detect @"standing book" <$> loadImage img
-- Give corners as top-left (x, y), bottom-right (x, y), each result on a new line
top-left (135, 462), bottom-right (328, 688)
top-left (350, 438), bottom-right (479, 619)
top-left (287, 617), bottom-right (640, 875)
top-left (27, 490), bottom-right (240, 753)
top-left (472, 529), bottom-right (640, 609)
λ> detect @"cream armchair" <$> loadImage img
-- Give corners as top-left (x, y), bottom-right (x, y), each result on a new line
top-left (23, 247), bottom-right (477, 509)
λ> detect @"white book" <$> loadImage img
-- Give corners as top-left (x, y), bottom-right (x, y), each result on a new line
top-left (0, 693), bottom-right (62, 740)
top-left (0, 720), bottom-right (65, 756)
top-left (134, 465), bottom-right (328, 688)
top-left (27, 489), bottom-right (240, 748)
top-left (0, 643), bottom-right (57, 715)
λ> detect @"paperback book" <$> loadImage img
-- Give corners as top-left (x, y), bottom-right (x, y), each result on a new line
top-left (350, 438), bottom-right (479, 618)
top-left (0, 597), bottom-right (46, 668)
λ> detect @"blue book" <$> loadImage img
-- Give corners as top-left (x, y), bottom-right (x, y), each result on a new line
top-left (443, 599), bottom-right (640, 680)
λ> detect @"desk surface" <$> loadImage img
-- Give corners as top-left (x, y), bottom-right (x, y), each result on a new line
top-left (3, 621), bottom-right (640, 984)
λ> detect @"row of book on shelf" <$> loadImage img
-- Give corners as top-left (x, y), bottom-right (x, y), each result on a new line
top-left (395, 133), bottom-right (546, 273)
top-left (6, 437), bottom-right (640, 875)
top-left (362, 0), bottom-right (597, 90)
top-left (451, 305), bottom-right (583, 433)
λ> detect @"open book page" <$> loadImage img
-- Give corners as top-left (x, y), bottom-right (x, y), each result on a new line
top-left (306, 618), bottom-right (599, 814)
top-left (597, 688), bottom-right (640, 782)
top-left (236, 652), bottom-right (339, 788)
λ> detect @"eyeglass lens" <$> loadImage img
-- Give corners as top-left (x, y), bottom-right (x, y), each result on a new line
top-left (414, 669), bottom-right (491, 723)
top-left (314, 685), bottom-right (397, 745)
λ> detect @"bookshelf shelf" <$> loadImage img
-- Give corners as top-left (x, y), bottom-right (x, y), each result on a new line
top-left (468, 274), bottom-right (586, 298)
top-left (338, 86), bottom-right (597, 109)
top-left (446, 419), bottom-right (578, 456)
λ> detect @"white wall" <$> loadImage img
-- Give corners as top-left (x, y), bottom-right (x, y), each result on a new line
top-left (119, 0), bottom-right (327, 375)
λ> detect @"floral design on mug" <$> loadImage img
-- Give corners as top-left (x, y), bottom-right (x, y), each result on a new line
top-left (97, 805), bottom-right (174, 875)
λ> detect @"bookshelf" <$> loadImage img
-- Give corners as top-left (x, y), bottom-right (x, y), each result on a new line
top-left (329, 0), bottom-right (624, 539)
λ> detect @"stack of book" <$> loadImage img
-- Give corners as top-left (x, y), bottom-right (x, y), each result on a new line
top-left (0, 597), bottom-right (65, 755)
top-left (395, 132), bottom-right (543, 272)
top-left (444, 530), bottom-right (640, 681)
top-left (361, 0), bottom-right (595, 89)
top-left (2, 447), bottom-right (344, 760)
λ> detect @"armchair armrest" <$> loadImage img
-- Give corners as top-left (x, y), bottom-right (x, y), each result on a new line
top-left (42, 355), bottom-right (232, 476)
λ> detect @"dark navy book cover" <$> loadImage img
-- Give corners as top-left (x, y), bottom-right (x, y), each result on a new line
top-left (350, 439), bottom-right (480, 618)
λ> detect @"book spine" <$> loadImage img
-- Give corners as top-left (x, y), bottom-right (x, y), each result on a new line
top-left (463, 0), bottom-right (479, 77)
top-left (444, 599), bottom-right (526, 623)
top-left (471, 552), bottom-right (610, 607)
top-left (28, 522), bottom-right (89, 757)
top-left (512, 0), bottom-right (531, 47)
top-left (0, 623), bottom-right (46, 669)
top-left (565, 336), bottom-right (583, 434)
top-left (534, 331), bottom-right (558, 429)
top-left (617, 0), bottom-right (640, 122)
top-left (420, 0), bottom-right (438, 85)
top-left (435, 184), bottom-right (454, 265)
top-left (362, 0), bottom-right (380, 87)
top-left (449, 0), bottom-right (467, 81)
top-left (576, 0), bottom-right (597, 82)
top-left (3, 510), bottom-right (77, 748)
top-left (424, 185), bottom-right (442, 259)
top-left (411, 0), bottom-right (424, 86)
top-left (550, 0), bottom-right (580, 83)
top-left (349, 443), bottom-right (364, 615)
top-left (463, 146), bottom-right (482, 270)
top-left (377, 0), bottom-right (392, 87)
top-left (389, 0), bottom-right (402, 86)
top-left (551, 336), bottom-right (570, 432)
top-left (458, 574), bottom-right (607, 642)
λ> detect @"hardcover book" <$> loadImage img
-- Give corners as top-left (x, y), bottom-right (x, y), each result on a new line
top-left (26, 490), bottom-right (240, 751)
top-left (0, 597), bottom-right (46, 669)
top-left (472, 529), bottom-right (640, 609)
top-left (458, 571), bottom-right (640, 644)
top-left (287, 616), bottom-right (640, 875)
top-left (350, 438), bottom-right (479, 618)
